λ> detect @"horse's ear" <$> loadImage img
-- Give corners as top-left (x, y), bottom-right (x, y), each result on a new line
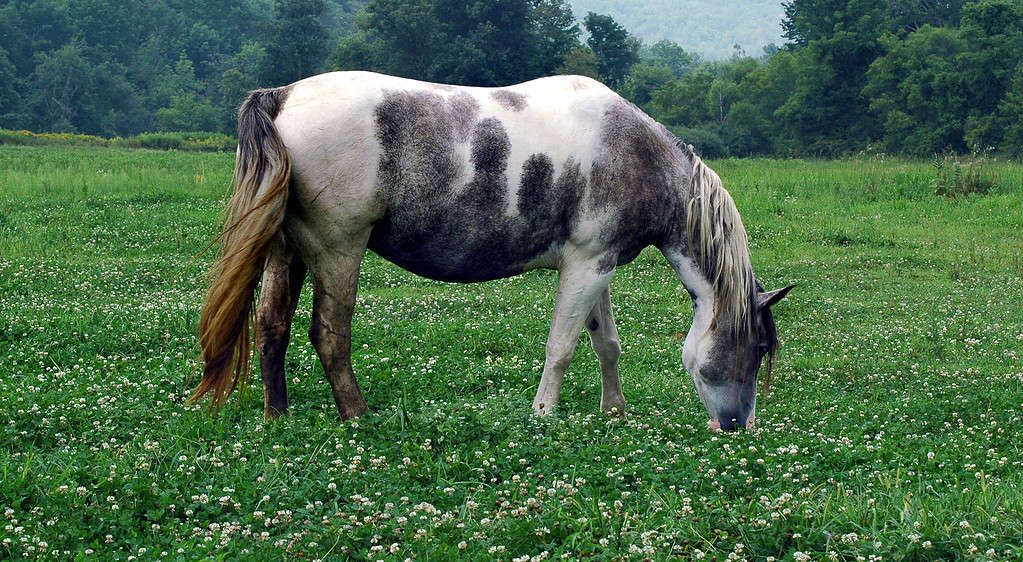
top-left (757, 284), bottom-right (796, 309)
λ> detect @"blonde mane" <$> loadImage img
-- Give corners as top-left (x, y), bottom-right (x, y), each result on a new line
top-left (684, 155), bottom-right (755, 333)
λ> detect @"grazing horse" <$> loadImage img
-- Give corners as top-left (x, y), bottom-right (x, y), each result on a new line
top-left (192, 71), bottom-right (793, 431)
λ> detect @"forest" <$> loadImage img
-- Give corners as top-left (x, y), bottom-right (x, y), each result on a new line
top-left (1, 0), bottom-right (1021, 157)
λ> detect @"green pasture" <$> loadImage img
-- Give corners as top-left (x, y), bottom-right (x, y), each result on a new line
top-left (1, 145), bottom-right (1022, 560)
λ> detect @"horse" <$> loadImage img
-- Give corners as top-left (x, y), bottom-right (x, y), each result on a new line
top-left (191, 71), bottom-right (794, 431)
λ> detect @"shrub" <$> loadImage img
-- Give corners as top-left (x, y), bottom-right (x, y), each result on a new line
top-left (0, 129), bottom-right (109, 147)
top-left (670, 125), bottom-right (728, 159)
top-left (931, 150), bottom-right (999, 198)
top-left (134, 132), bottom-right (235, 152)
top-left (0, 129), bottom-right (236, 152)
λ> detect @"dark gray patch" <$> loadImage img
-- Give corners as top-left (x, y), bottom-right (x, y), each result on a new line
top-left (491, 90), bottom-right (528, 112)
top-left (589, 99), bottom-right (685, 271)
top-left (587, 318), bottom-right (600, 331)
top-left (517, 154), bottom-right (583, 248)
top-left (448, 92), bottom-right (480, 142)
top-left (518, 153), bottom-right (555, 212)
top-left (368, 96), bottom-right (584, 282)
top-left (470, 118), bottom-right (510, 178)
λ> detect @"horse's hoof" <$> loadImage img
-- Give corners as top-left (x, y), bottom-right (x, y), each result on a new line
top-left (338, 401), bottom-right (367, 421)
top-left (600, 397), bottom-right (627, 417)
top-left (264, 406), bottom-right (290, 420)
top-left (532, 402), bottom-right (555, 417)
top-left (602, 406), bottom-right (627, 418)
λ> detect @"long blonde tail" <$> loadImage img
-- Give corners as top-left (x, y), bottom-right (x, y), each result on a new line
top-left (191, 87), bottom-right (292, 410)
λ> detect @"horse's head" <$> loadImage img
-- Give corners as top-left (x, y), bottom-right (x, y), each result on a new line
top-left (682, 283), bottom-right (794, 431)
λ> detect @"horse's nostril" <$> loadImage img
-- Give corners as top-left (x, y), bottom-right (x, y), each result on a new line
top-left (717, 408), bottom-right (747, 431)
top-left (718, 417), bottom-right (741, 431)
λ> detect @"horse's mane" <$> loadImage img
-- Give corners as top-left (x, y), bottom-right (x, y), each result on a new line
top-left (675, 139), bottom-right (755, 335)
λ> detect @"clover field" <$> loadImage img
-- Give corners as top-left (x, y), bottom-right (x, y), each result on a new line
top-left (1, 145), bottom-right (1022, 560)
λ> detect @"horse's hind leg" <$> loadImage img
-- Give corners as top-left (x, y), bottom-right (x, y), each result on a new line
top-left (532, 261), bottom-right (613, 415)
top-left (585, 286), bottom-right (626, 415)
top-left (307, 236), bottom-right (369, 420)
top-left (256, 235), bottom-right (307, 419)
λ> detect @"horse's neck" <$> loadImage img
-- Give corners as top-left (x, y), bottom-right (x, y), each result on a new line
top-left (660, 171), bottom-right (755, 333)
top-left (661, 246), bottom-right (716, 311)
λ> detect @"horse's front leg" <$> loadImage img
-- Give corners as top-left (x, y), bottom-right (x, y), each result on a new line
top-left (585, 286), bottom-right (625, 415)
top-left (256, 235), bottom-right (306, 419)
top-left (307, 234), bottom-right (369, 421)
top-left (532, 261), bottom-right (613, 416)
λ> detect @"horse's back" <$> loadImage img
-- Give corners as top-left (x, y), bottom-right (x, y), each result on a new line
top-left (274, 71), bottom-right (681, 281)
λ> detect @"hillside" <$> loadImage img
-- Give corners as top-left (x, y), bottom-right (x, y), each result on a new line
top-left (568, 0), bottom-right (786, 59)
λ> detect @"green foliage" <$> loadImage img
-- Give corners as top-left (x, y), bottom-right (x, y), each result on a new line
top-left (644, 39), bottom-right (700, 77)
top-left (864, 27), bottom-right (968, 156)
top-left (2, 0), bottom-right (1023, 157)
top-left (959, 0), bottom-right (1023, 151)
top-left (331, 0), bottom-right (580, 86)
top-left (583, 12), bottom-right (639, 88)
top-left (999, 63), bottom-right (1023, 157)
top-left (778, 0), bottom-right (889, 155)
top-left (0, 129), bottom-right (236, 152)
top-left (261, 0), bottom-right (330, 86)
top-left (554, 46), bottom-right (599, 78)
top-left (620, 63), bottom-right (673, 106)
top-left (3, 146), bottom-right (1023, 558)
top-left (931, 150), bottom-right (999, 198)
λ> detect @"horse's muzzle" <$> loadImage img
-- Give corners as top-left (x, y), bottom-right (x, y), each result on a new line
top-left (708, 408), bottom-right (754, 432)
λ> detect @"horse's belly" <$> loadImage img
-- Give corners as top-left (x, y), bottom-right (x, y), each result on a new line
top-left (367, 217), bottom-right (559, 283)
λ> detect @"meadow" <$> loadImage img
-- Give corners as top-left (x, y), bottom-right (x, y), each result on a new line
top-left (1, 145), bottom-right (1022, 560)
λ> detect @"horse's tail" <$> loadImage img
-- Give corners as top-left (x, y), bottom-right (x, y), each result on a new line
top-left (190, 86), bottom-right (292, 411)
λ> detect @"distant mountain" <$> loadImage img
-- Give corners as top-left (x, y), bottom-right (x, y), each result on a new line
top-left (567, 0), bottom-right (786, 60)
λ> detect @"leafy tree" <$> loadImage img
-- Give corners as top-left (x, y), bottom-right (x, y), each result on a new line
top-left (332, 0), bottom-right (580, 86)
top-left (0, 46), bottom-right (30, 129)
top-left (529, 0), bottom-right (582, 73)
top-left (29, 43), bottom-right (93, 131)
top-left (555, 46), bottom-right (599, 78)
top-left (887, 0), bottom-right (965, 32)
top-left (779, 0), bottom-right (888, 154)
top-left (735, 50), bottom-right (801, 154)
top-left (429, 0), bottom-right (537, 85)
top-left (649, 66), bottom-right (715, 127)
top-left (583, 12), bottom-right (639, 88)
top-left (708, 57), bottom-right (759, 124)
top-left (329, 28), bottom-right (388, 72)
top-left (262, 0), bottom-right (329, 86)
top-left (220, 42), bottom-right (269, 107)
top-left (998, 62), bottom-right (1023, 156)
top-left (29, 43), bottom-right (141, 135)
top-left (155, 94), bottom-right (221, 132)
top-left (863, 27), bottom-right (967, 155)
top-left (645, 39), bottom-right (699, 77)
top-left (622, 63), bottom-right (673, 106)
top-left (958, 0), bottom-right (1023, 150)
top-left (150, 54), bottom-right (204, 112)
top-left (0, 0), bottom-right (72, 76)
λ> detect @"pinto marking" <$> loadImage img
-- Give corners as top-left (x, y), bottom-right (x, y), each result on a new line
top-left (191, 71), bottom-right (793, 430)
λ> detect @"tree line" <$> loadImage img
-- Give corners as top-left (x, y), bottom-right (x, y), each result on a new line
top-left (2, 0), bottom-right (1021, 157)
